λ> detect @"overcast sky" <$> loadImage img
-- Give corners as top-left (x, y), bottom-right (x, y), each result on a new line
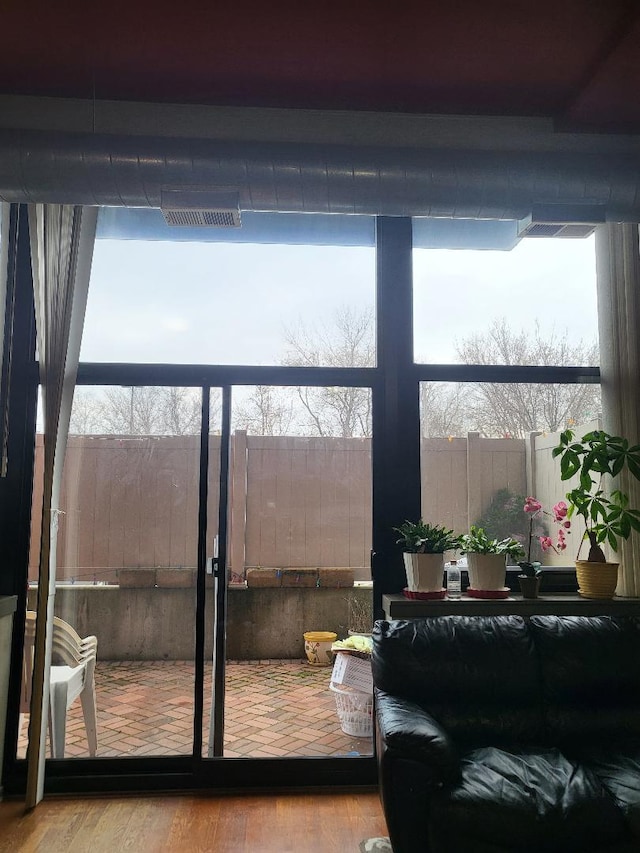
top-left (80, 232), bottom-right (597, 367)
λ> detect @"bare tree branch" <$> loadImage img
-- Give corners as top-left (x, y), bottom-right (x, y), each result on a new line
top-left (454, 318), bottom-right (600, 437)
top-left (281, 306), bottom-right (374, 437)
top-left (233, 385), bottom-right (294, 435)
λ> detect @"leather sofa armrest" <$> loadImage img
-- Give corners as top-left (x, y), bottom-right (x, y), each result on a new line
top-left (376, 689), bottom-right (460, 784)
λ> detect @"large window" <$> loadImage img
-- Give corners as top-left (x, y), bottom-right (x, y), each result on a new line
top-left (7, 210), bottom-right (606, 796)
top-left (82, 210), bottom-right (376, 367)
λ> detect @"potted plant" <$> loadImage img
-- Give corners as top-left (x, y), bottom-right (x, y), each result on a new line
top-left (518, 496), bottom-right (552, 598)
top-left (393, 520), bottom-right (459, 593)
top-left (458, 525), bottom-right (524, 592)
top-left (552, 429), bottom-right (640, 598)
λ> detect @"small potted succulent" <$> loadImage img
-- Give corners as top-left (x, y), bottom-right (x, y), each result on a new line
top-left (458, 525), bottom-right (524, 592)
top-left (552, 429), bottom-right (640, 598)
top-left (393, 520), bottom-right (459, 593)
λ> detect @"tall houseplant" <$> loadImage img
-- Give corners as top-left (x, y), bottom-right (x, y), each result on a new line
top-left (394, 520), bottom-right (459, 593)
top-left (553, 429), bottom-right (640, 597)
top-left (458, 525), bottom-right (523, 592)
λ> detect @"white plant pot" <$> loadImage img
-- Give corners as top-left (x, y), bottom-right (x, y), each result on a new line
top-left (403, 552), bottom-right (445, 592)
top-left (466, 553), bottom-right (507, 591)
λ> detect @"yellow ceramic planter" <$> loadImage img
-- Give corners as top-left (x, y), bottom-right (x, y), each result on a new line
top-left (303, 631), bottom-right (337, 666)
top-left (575, 561), bottom-right (619, 599)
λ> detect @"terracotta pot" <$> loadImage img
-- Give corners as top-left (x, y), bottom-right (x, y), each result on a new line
top-left (402, 553), bottom-right (445, 592)
top-left (575, 560), bottom-right (619, 599)
top-left (466, 553), bottom-right (507, 591)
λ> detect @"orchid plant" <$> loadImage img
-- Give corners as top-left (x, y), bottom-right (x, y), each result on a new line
top-left (522, 497), bottom-right (571, 574)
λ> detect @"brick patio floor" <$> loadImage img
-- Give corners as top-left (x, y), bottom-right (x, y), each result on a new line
top-left (18, 659), bottom-right (373, 760)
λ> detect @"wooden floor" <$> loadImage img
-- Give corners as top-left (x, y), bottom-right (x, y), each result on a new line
top-left (0, 790), bottom-right (388, 853)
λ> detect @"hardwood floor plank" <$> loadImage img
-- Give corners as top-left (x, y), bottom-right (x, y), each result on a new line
top-left (0, 791), bottom-right (387, 853)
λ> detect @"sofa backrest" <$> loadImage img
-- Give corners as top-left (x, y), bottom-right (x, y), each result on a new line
top-left (529, 615), bottom-right (640, 744)
top-left (372, 615), bottom-right (543, 745)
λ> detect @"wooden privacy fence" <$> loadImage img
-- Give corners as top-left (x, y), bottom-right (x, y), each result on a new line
top-left (29, 424), bottom-right (595, 583)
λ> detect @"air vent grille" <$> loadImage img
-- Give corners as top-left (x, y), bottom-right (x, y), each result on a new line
top-left (554, 223), bottom-right (597, 238)
top-left (517, 219), bottom-right (599, 239)
top-left (160, 189), bottom-right (241, 228)
top-left (517, 205), bottom-right (604, 239)
top-left (522, 223), bottom-right (564, 238)
top-left (519, 221), bottom-right (596, 238)
top-left (162, 208), bottom-right (241, 228)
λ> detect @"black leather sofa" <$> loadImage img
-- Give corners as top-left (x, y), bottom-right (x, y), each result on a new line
top-left (372, 615), bottom-right (640, 853)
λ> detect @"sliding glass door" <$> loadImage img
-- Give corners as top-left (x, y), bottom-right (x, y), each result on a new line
top-left (207, 385), bottom-right (374, 761)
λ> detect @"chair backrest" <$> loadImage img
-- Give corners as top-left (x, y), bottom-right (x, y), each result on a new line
top-left (21, 611), bottom-right (98, 711)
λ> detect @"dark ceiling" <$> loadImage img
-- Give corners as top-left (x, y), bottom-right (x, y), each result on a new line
top-left (3, 1), bottom-right (640, 133)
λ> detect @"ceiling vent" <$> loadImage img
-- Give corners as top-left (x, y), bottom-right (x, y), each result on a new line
top-left (160, 189), bottom-right (241, 228)
top-left (517, 203), bottom-right (605, 239)
top-left (518, 220), bottom-right (597, 239)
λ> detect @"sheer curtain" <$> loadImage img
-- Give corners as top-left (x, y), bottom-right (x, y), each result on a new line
top-left (25, 204), bottom-right (97, 807)
top-left (595, 223), bottom-right (640, 597)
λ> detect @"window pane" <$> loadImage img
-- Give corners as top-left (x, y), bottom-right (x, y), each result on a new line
top-left (221, 386), bottom-right (373, 759)
top-left (419, 381), bottom-right (602, 566)
top-left (413, 235), bottom-right (599, 366)
top-left (82, 210), bottom-right (376, 367)
top-left (23, 386), bottom-right (202, 759)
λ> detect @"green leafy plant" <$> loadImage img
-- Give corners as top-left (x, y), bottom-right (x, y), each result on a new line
top-left (458, 525), bottom-right (524, 560)
top-left (553, 429), bottom-right (640, 562)
top-left (393, 520), bottom-right (459, 554)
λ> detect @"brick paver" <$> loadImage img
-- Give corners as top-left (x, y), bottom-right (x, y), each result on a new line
top-left (18, 659), bottom-right (373, 760)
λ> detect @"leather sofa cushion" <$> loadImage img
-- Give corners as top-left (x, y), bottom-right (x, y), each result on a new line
top-left (375, 690), bottom-right (460, 784)
top-left (576, 740), bottom-right (640, 839)
top-left (372, 617), bottom-right (543, 745)
top-left (530, 616), bottom-right (640, 744)
top-left (429, 745), bottom-right (629, 853)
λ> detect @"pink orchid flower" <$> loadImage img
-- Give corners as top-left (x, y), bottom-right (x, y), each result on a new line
top-left (526, 497), bottom-right (571, 559)
top-left (552, 501), bottom-right (568, 522)
top-left (524, 497), bottom-right (542, 513)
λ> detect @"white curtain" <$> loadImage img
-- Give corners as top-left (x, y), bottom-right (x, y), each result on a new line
top-left (25, 204), bottom-right (97, 808)
top-left (595, 223), bottom-right (640, 597)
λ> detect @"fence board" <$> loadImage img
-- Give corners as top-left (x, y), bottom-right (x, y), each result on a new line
top-left (274, 438), bottom-right (293, 569)
top-left (73, 440), bottom-right (97, 578)
top-left (105, 445), bottom-right (127, 579)
top-left (206, 435), bottom-right (221, 567)
top-left (292, 443), bottom-right (310, 568)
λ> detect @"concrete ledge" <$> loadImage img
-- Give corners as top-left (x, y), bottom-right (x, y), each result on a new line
top-left (26, 585), bottom-right (373, 661)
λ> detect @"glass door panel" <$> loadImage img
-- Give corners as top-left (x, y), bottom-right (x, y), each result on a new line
top-left (202, 388), bottom-right (222, 757)
top-left (216, 385), bottom-right (373, 759)
top-left (22, 385), bottom-right (203, 759)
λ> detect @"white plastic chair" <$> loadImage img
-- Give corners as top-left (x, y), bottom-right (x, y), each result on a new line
top-left (21, 611), bottom-right (98, 758)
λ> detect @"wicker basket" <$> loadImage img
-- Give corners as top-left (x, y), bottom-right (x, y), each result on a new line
top-left (330, 682), bottom-right (373, 737)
